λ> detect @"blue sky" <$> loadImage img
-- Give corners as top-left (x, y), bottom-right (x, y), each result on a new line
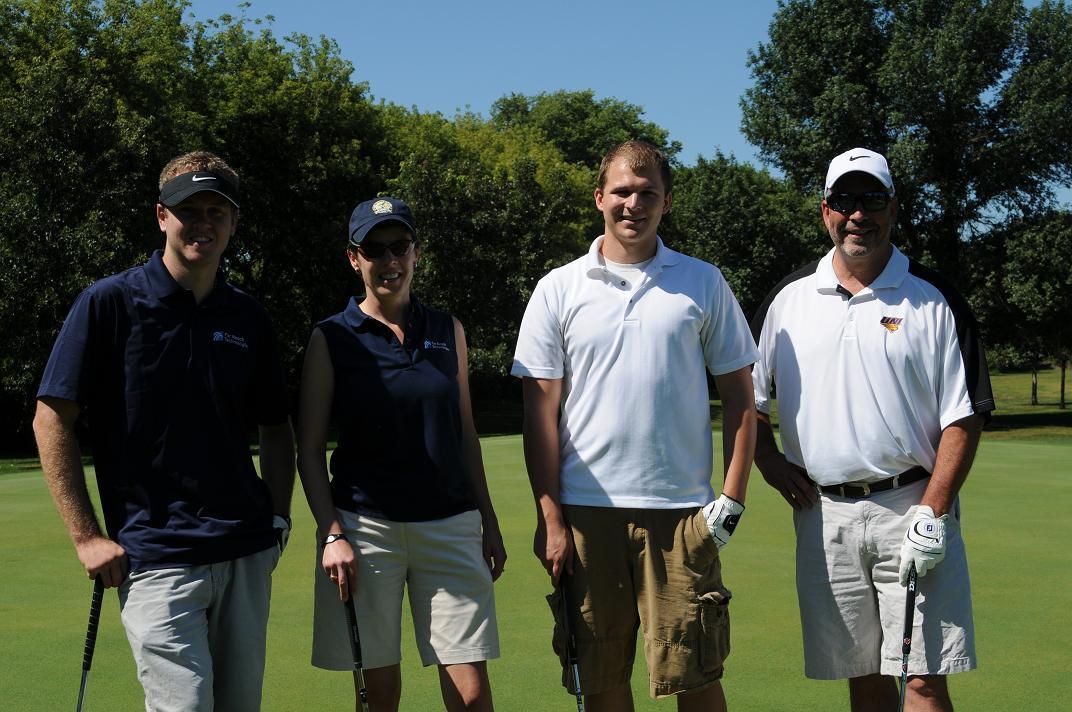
top-left (186, 0), bottom-right (1068, 205)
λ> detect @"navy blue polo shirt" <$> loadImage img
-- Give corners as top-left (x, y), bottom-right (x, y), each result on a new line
top-left (319, 296), bottom-right (476, 522)
top-left (38, 250), bottom-right (289, 571)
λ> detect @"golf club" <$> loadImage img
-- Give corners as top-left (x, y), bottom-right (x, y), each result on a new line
top-left (342, 578), bottom-right (370, 712)
top-left (76, 576), bottom-right (105, 712)
top-left (559, 575), bottom-right (585, 712)
top-left (898, 564), bottom-right (918, 712)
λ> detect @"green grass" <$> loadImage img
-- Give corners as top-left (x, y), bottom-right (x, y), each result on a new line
top-left (2, 433), bottom-right (1069, 710)
top-left (985, 367), bottom-right (1071, 440)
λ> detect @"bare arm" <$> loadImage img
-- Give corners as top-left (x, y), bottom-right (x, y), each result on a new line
top-left (921, 414), bottom-right (984, 516)
top-left (754, 410), bottom-right (818, 510)
top-left (33, 397), bottom-right (128, 587)
top-left (521, 376), bottom-right (572, 583)
top-left (454, 318), bottom-right (507, 581)
top-left (296, 328), bottom-right (355, 599)
top-left (712, 366), bottom-right (757, 502)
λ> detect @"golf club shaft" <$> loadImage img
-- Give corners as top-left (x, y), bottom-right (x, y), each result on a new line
top-left (898, 565), bottom-right (918, 712)
top-left (343, 590), bottom-right (370, 712)
top-left (76, 576), bottom-right (105, 712)
top-left (559, 575), bottom-right (585, 712)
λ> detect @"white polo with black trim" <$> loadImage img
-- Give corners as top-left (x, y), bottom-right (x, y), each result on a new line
top-left (512, 236), bottom-right (759, 508)
top-left (751, 246), bottom-right (994, 486)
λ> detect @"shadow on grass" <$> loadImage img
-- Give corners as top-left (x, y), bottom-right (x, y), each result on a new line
top-left (986, 410), bottom-right (1072, 431)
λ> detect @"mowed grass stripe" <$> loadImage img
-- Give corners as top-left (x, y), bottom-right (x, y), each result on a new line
top-left (1, 434), bottom-right (1068, 710)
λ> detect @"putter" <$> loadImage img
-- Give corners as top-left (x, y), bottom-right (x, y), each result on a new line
top-left (898, 564), bottom-right (918, 712)
top-left (559, 575), bottom-right (585, 712)
top-left (342, 579), bottom-right (370, 712)
top-left (76, 576), bottom-right (105, 712)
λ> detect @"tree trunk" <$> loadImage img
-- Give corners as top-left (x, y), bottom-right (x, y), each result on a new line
top-left (1031, 367), bottom-right (1038, 406)
top-left (1061, 359), bottom-right (1067, 410)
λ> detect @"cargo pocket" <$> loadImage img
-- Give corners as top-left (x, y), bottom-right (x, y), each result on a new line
top-left (697, 588), bottom-right (731, 676)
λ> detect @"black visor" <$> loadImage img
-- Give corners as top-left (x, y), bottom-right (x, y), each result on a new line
top-left (158, 171), bottom-right (240, 209)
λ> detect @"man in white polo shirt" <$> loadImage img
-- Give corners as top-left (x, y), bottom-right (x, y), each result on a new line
top-left (513, 140), bottom-right (758, 711)
top-left (751, 147), bottom-right (994, 711)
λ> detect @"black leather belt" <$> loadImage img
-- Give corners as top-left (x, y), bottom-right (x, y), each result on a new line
top-left (815, 466), bottom-right (930, 499)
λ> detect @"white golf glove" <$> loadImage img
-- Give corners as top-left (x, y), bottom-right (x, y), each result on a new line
top-left (899, 505), bottom-right (947, 585)
top-left (273, 514), bottom-right (292, 554)
top-left (702, 494), bottom-right (745, 549)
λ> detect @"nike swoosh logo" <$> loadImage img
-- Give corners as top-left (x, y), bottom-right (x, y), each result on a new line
top-left (848, 155), bottom-right (867, 161)
top-left (191, 175), bottom-right (215, 182)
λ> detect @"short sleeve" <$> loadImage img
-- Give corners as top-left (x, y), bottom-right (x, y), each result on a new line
top-left (251, 310), bottom-right (290, 426)
top-left (699, 267), bottom-right (759, 376)
top-left (751, 298), bottom-right (778, 416)
top-left (511, 276), bottom-right (565, 379)
top-left (37, 286), bottom-right (105, 404)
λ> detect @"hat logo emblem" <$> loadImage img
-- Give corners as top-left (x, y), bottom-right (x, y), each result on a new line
top-left (880, 316), bottom-right (903, 332)
top-left (372, 199), bottom-right (394, 215)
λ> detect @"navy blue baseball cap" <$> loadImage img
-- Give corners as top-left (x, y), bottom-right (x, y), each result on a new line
top-left (348, 197), bottom-right (417, 245)
top-left (159, 171), bottom-right (240, 209)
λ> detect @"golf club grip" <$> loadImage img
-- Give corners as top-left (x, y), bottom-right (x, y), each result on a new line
top-left (83, 577), bottom-right (105, 671)
top-left (343, 595), bottom-right (363, 667)
top-left (902, 566), bottom-right (917, 656)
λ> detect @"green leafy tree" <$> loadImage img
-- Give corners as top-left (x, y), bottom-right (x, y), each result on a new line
top-left (663, 154), bottom-right (827, 319)
top-left (741, 0), bottom-right (1072, 284)
top-left (1002, 211), bottom-right (1072, 407)
top-left (490, 89), bottom-right (681, 167)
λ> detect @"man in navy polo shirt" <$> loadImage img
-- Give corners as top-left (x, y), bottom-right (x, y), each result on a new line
top-left (34, 151), bottom-right (295, 711)
top-left (751, 148), bottom-right (994, 711)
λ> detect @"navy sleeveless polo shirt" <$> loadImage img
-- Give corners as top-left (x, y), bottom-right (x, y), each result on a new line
top-left (318, 296), bottom-right (476, 522)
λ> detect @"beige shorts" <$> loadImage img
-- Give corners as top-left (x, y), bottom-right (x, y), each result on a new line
top-left (311, 508), bottom-right (499, 670)
top-left (794, 478), bottom-right (976, 679)
top-left (554, 505), bottom-right (731, 699)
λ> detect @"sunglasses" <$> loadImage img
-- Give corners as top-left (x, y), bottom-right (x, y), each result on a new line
top-left (356, 239), bottom-right (415, 259)
top-left (826, 191), bottom-right (893, 214)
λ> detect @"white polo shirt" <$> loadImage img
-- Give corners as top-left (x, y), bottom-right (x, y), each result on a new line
top-left (752, 246), bottom-right (994, 486)
top-left (512, 236), bottom-right (758, 508)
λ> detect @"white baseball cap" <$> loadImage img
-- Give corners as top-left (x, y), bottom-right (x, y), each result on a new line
top-left (824, 148), bottom-right (895, 196)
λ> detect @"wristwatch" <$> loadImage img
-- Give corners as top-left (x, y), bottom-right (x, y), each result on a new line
top-left (321, 533), bottom-right (347, 546)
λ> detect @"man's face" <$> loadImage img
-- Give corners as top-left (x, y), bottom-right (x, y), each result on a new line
top-left (594, 159), bottom-right (671, 257)
top-left (156, 192), bottom-right (237, 269)
top-left (821, 172), bottom-right (897, 262)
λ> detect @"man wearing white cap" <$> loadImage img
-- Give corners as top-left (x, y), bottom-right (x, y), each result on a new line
top-left (750, 148), bottom-right (994, 710)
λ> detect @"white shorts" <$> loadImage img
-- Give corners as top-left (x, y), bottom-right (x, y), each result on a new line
top-left (794, 478), bottom-right (975, 680)
top-left (119, 545), bottom-right (280, 712)
top-left (311, 508), bottom-right (499, 670)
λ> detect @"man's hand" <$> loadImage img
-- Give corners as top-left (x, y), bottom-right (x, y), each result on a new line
top-left (702, 493), bottom-right (745, 548)
top-left (75, 536), bottom-right (128, 588)
top-left (482, 521), bottom-right (508, 582)
top-left (534, 516), bottom-right (574, 584)
top-left (756, 453), bottom-right (818, 510)
top-left (273, 514), bottom-right (291, 554)
top-left (899, 505), bottom-right (947, 585)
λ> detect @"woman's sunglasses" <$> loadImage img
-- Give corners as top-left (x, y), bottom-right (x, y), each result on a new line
top-left (356, 239), bottom-right (416, 259)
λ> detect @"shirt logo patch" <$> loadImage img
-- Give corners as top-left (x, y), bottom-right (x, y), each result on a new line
top-left (423, 339), bottom-right (450, 352)
top-left (213, 331), bottom-right (249, 348)
top-left (880, 316), bottom-right (903, 332)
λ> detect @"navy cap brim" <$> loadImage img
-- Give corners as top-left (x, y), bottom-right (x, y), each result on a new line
top-left (159, 171), bottom-right (240, 209)
top-left (350, 215), bottom-right (416, 245)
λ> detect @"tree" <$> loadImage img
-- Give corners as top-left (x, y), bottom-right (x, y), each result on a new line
top-left (1001, 211), bottom-right (1072, 408)
top-left (741, 0), bottom-right (1072, 286)
top-left (662, 154), bottom-right (827, 319)
top-left (490, 90), bottom-right (681, 167)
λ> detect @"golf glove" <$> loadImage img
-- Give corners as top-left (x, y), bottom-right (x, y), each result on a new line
top-left (899, 505), bottom-right (947, 585)
top-left (273, 514), bottom-right (291, 554)
top-left (702, 494), bottom-right (745, 549)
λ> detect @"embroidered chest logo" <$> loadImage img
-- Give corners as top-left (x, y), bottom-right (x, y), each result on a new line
top-left (213, 331), bottom-right (249, 349)
top-left (880, 316), bottom-right (903, 332)
top-left (423, 339), bottom-right (450, 352)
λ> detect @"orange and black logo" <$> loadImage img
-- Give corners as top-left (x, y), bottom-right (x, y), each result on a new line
top-left (880, 316), bottom-right (903, 332)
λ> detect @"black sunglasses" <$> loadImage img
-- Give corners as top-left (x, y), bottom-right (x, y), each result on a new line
top-left (826, 191), bottom-right (893, 214)
top-left (356, 239), bottom-right (415, 259)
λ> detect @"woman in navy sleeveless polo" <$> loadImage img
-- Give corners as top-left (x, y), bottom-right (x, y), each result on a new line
top-left (298, 197), bottom-right (506, 711)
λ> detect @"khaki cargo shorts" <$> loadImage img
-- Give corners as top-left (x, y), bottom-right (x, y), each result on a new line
top-left (550, 505), bottom-right (731, 699)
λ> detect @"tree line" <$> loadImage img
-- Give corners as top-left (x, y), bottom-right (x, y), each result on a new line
top-left (1, 0), bottom-right (1069, 451)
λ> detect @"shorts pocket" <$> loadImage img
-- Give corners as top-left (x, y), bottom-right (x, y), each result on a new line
top-left (697, 588), bottom-right (731, 675)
